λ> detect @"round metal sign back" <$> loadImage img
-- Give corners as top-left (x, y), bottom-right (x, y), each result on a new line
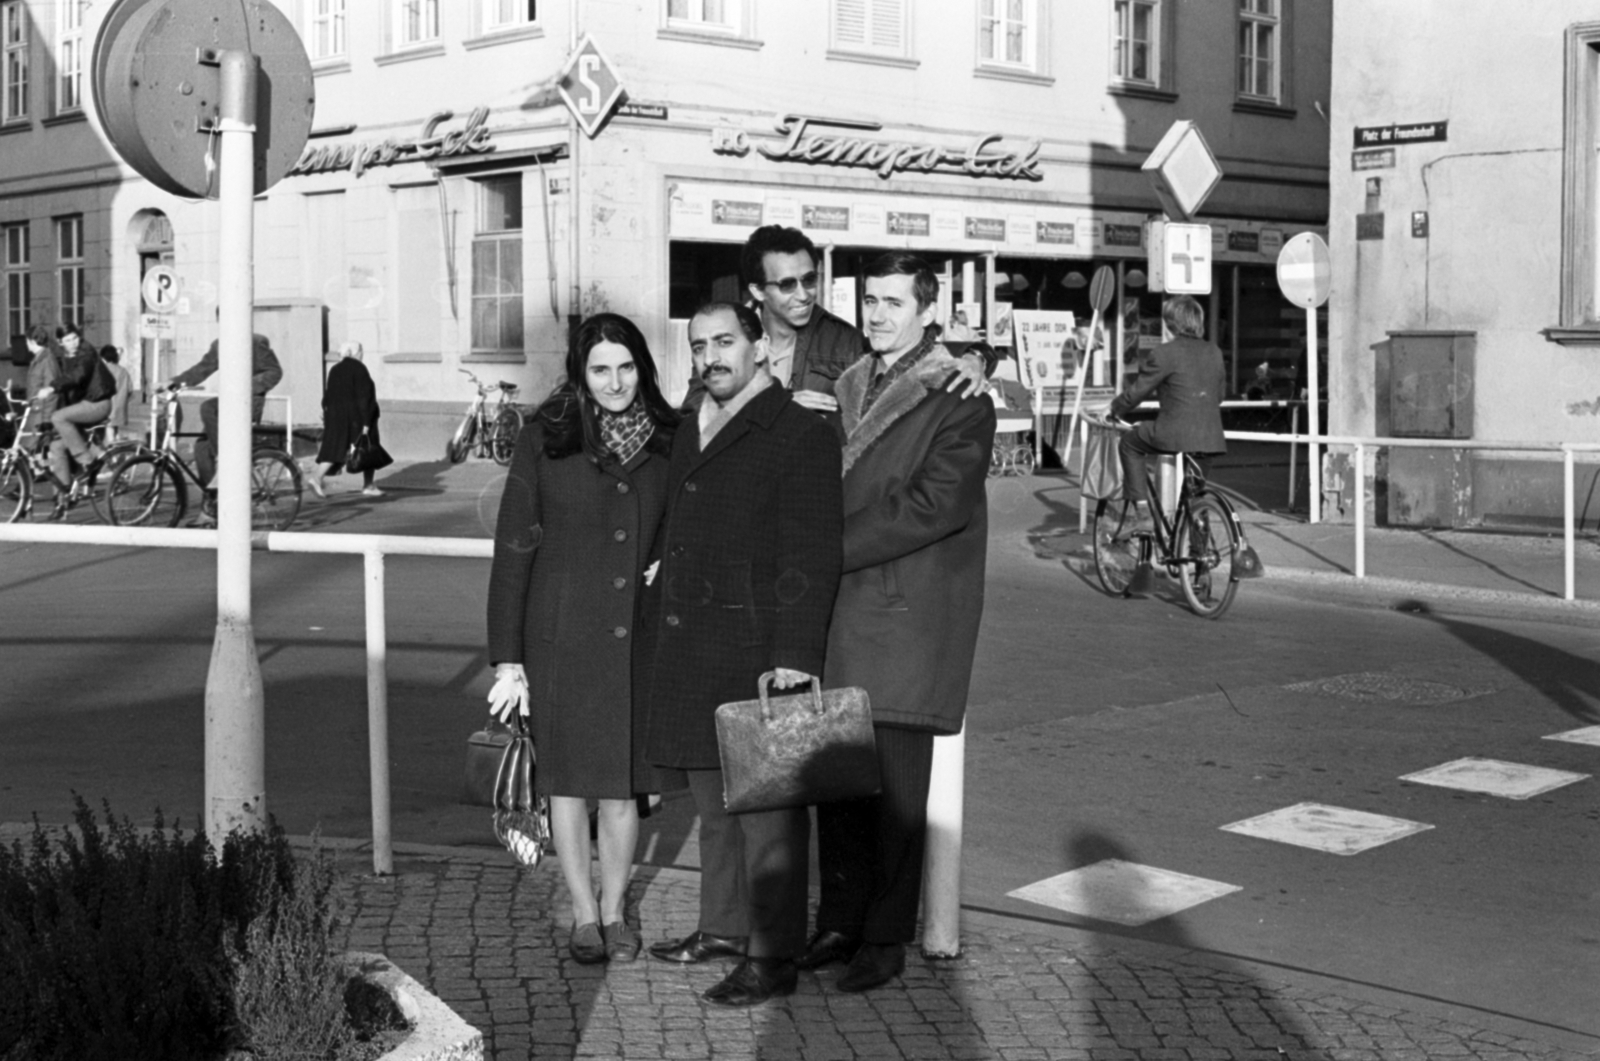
top-left (1089, 265), bottom-right (1115, 314)
top-left (1276, 232), bottom-right (1331, 309)
top-left (92, 0), bottom-right (315, 199)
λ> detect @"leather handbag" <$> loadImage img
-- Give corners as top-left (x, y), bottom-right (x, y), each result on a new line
top-left (714, 672), bottom-right (880, 814)
top-left (462, 720), bottom-right (512, 806)
top-left (345, 432), bottom-right (393, 474)
top-left (491, 714), bottom-right (551, 867)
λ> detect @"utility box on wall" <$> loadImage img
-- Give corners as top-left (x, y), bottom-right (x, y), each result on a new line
top-left (253, 298), bottom-right (324, 447)
top-left (1372, 330), bottom-right (1477, 527)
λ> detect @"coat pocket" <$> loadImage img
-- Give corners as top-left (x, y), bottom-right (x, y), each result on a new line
top-left (715, 559), bottom-right (763, 647)
top-left (879, 559), bottom-right (907, 610)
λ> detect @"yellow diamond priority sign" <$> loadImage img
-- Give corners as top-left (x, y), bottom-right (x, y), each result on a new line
top-left (1141, 121), bottom-right (1222, 222)
top-left (558, 33), bottom-right (625, 139)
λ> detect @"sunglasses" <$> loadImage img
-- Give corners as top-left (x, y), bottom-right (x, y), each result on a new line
top-left (762, 271), bottom-right (820, 295)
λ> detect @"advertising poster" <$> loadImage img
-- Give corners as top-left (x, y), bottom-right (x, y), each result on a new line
top-left (1012, 310), bottom-right (1078, 390)
top-left (830, 277), bottom-right (858, 327)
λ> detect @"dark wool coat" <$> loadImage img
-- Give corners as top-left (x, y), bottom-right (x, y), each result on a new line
top-left (824, 344), bottom-right (997, 735)
top-left (316, 357), bottom-right (381, 465)
top-left (639, 383), bottom-right (843, 769)
top-left (1108, 335), bottom-right (1228, 455)
top-left (486, 419), bottom-right (673, 797)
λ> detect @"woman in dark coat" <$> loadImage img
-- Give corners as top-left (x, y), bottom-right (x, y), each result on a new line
top-left (310, 341), bottom-right (389, 497)
top-left (485, 313), bottom-right (678, 966)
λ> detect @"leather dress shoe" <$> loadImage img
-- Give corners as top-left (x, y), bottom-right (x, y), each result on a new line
top-left (647, 930), bottom-right (747, 964)
top-left (703, 958), bottom-right (798, 1007)
top-left (837, 942), bottom-right (905, 993)
top-left (795, 929), bottom-right (861, 970)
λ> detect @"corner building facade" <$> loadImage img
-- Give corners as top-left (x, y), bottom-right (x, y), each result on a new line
top-left (0, 1), bottom-right (1329, 456)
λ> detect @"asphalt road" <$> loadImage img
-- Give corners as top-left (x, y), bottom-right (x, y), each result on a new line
top-left (2, 462), bottom-right (1596, 1049)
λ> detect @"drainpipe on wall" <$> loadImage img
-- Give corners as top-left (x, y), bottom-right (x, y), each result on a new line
top-left (568, 0), bottom-right (581, 331)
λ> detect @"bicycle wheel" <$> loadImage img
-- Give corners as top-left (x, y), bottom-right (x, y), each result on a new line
top-left (24, 465), bottom-right (67, 523)
top-left (0, 453), bottom-right (32, 523)
top-left (1013, 445), bottom-right (1037, 476)
top-left (1176, 492), bottom-right (1240, 619)
top-left (490, 406), bottom-right (523, 466)
top-left (988, 446), bottom-right (1005, 478)
top-left (108, 455), bottom-right (185, 527)
top-left (1092, 499), bottom-right (1141, 597)
top-left (446, 415), bottom-right (475, 463)
top-left (87, 442), bottom-right (144, 523)
top-left (250, 450), bottom-right (303, 531)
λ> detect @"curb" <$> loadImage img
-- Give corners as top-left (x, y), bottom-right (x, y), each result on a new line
top-left (350, 952), bottom-right (484, 1061)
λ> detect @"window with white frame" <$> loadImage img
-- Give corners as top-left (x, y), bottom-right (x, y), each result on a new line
top-left (3, 222), bottom-right (29, 340)
top-left (396, 0), bottom-right (440, 48)
top-left (311, 0), bottom-right (347, 60)
top-left (56, 0), bottom-right (82, 112)
top-left (56, 216), bottom-right (83, 329)
top-left (2, 1), bottom-right (27, 123)
top-left (666, 0), bottom-right (740, 35)
top-left (831, 0), bottom-right (907, 58)
top-left (1112, 0), bottom-right (1158, 85)
top-left (1237, 0), bottom-right (1280, 101)
top-left (484, 0), bottom-right (536, 32)
top-left (978, 0), bottom-right (1036, 70)
top-left (471, 176), bottom-right (523, 354)
top-left (1555, 25), bottom-right (1600, 334)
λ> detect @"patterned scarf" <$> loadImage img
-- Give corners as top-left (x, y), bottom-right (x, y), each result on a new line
top-left (599, 402), bottom-right (654, 465)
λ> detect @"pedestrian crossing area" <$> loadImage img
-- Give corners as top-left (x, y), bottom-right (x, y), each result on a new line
top-left (1007, 679), bottom-right (1596, 927)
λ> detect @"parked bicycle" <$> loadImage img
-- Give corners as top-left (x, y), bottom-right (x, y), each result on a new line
top-left (446, 369), bottom-right (522, 466)
top-left (1085, 412), bottom-right (1256, 619)
top-left (105, 388), bottom-right (303, 530)
top-left (0, 394), bottom-right (125, 524)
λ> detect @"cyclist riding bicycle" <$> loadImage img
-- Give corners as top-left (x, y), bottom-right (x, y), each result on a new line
top-left (1106, 294), bottom-right (1227, 531)
top-left (166, 330), bottom-right (284, 491)
top-left (36, 323), bottom-right (118, 488)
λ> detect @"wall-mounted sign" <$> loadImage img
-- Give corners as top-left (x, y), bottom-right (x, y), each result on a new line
top-left (1352, 148), bottom-right (1395, 171)
top-left (1356, 212), bottom-right (1385, 241)
top-left (802, 204), bottom-right (850, 231)
top-left (558, 33), bottom-right (625, 139)
top-left (1105, 223), bottom-right (1143, 248)
top-left (755, 115), bottom-right (1043, 182)
top-left (139, 312), bottom-right (175, 339)
top-left (289, 107), bottom-right (494, 178)
top-left (1036, 221), bottom-right (1076, 245)
top-left (712, 200), bottom-right (763, 226)
top-left (617, 100), bottom-right (667, 121)
top-left (1228, 230), bottom-right (1260, 253)
top-left (965, 217), bottom-right (1005, 240)
top-left (1411, 212), bottom-right (1429, 238)
top-left (887, 211), bottom-right (930, 236)
top-left (1353, 121), bottom-right (1448, 148)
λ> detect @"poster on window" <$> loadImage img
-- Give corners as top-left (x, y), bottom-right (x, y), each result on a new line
top-left (829, 277), bottom-right (858, 327)
top-left (1012, 310), bottom-right (1078, 390)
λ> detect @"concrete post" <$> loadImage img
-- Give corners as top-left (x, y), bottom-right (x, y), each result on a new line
top-left (1307, 305), bottom-right (1321, 524)
top-left (920, 725), bottom-right (965, 957)
top-left (365, 550), bottom-right (393, 874)
top-left (204, 51), bottom-right (266, 842)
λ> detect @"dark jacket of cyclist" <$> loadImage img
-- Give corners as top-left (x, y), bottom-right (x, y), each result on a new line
top-left (1108, 295), bottom-right (1226, 508)
top-left (169, 333), bottom-right (284, 422)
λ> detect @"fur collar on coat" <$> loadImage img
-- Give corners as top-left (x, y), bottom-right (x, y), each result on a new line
top-left (835, 346), bottom-right (961, 474)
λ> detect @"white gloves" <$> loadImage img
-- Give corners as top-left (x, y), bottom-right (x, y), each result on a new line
top-left (487, 662), bottom-right (529, 723)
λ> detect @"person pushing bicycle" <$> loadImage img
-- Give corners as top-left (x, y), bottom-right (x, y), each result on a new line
top-left (1106, 295), bottom-right (1226, 532)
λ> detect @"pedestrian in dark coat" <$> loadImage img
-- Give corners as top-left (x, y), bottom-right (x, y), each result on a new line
top-left (802, 253), bottom-right (996, 995)
top-left (485, 313), bottom-right (679, 967)
top-left (311, 342), bottom-right (391, 497)
top-left (638, 301), bottom-right (842, 1007)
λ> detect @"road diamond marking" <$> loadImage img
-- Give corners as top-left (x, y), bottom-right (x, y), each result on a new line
top-left (1219, 802), bottom-right (1433, 855)
top-left (1007, 859), bottom-right (1240, 926)
top-left (1399, 757), bottom-right (1589, 799)
top-left (1543, 726), bottom-right (1600, 748)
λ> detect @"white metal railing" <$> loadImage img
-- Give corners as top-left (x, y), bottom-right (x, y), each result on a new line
top-left (1071, 420), bottom-right (1600, 602)
top-left (0, 522), bottom-right (491, 873)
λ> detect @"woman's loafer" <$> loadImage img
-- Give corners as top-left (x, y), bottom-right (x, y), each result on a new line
top-left (569, 922), bottom-right (607, 965)
top-left (602, 921), bottom-right (641, 962)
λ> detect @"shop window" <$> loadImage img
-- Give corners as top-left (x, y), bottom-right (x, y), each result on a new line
top-left (55, 0), bottom-right (82, 113)
top-left (3, 221), bottom-right (29, 340)
top-left (310, 0), bottom-right (347, 60)
top-left (830, 0), bottom-right (909, 62)
top-left (56, 215), bottom-right (83, 329)
top-left (2, 1), bottom-right (27, 124)
top-left (395, 0), bottom-right (440, 49)
top-left (471, 176), bottom-right (523, 355)
top-left (978, 0), bottom-right (1037, 72)
top-left (483, 0), bottom-right (536, 31)
top-left (1237, 0), bottom-right (1280, 103)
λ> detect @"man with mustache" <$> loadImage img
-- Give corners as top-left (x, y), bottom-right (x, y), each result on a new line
top-left (639, 301), bottom-right (843, 1006)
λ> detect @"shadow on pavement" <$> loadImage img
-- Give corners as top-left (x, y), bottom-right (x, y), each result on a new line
top-left (1402, 600), bottom-right (1600, 724)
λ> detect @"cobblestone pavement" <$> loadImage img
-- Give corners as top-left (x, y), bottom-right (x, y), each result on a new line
top-left (337, 845), bottom-right (1596, 1061)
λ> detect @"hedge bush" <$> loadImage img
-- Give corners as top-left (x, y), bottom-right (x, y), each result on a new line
top-left (0, 796), bottom-right (357, 1061)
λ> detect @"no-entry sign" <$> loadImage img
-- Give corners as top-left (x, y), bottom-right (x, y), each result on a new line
top-left (1276, 232), bottom-right (1331, 309)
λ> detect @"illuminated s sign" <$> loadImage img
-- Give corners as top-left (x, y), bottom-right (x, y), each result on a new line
top-left (755, 115), bottom-right (1042, 182)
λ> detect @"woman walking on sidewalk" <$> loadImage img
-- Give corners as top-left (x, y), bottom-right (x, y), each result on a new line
top-left (484, 313), bottom-right (678, 965)
top-left (310, 341), bottom-right (389, 497)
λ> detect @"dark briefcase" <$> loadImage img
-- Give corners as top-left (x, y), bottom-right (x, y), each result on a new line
top-left (714, 672), bottom-right (880, 814)
top-left (463, 719), bottom-right (513, 807)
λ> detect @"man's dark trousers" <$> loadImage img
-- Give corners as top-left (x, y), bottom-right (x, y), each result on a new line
top-left (686, 769), bottom-right (810, 959)
top-left (814, 725), bottom-right (934, 944)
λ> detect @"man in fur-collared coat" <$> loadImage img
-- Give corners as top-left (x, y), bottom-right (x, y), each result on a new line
top-left (798, 252), bottom-right (996, 995)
